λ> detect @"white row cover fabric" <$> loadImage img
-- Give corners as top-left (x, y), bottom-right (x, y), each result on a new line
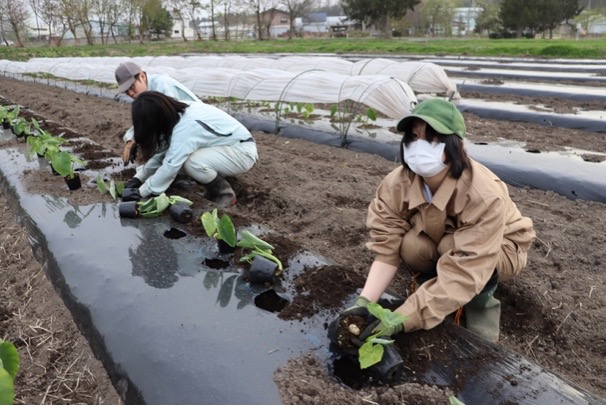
top-left (0, 57), bottom-right (421, 119)
top-left (24, 55), bottom-right (456, 98)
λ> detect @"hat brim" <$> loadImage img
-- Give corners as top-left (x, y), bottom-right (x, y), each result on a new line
top-left (116, 77), bottom-right (136, 94)
top-left (397, 114), bottom-right (454, 135)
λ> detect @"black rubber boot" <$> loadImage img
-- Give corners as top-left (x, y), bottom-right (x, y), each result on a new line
top-left (203, 175), bottom-right (237, 207)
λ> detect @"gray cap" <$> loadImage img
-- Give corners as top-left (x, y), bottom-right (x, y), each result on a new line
top-left (115, 62), bottom-right (142, 93)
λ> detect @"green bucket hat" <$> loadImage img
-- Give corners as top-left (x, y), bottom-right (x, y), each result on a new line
top-left (397, 98), bottom-right (466, 139)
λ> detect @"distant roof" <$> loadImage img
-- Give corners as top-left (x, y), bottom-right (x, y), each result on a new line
top-left (304, 12), bottom-right (327, 23)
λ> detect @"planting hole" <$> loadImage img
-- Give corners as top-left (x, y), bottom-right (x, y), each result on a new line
top-left (329, 355), bottom-right (368, 390)
top-left (254, 289), bottom-right (289, 313)
top-left (203, 258), bottom-right (230, 269)
top-left (164, 227), bottom-right (186, 239)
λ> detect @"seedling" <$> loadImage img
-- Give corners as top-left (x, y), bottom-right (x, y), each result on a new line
top-left (236, 230), bottom-right (283, 273)
top-left (356, 303), bottom-right (408, 369)
top-left (10, 116), bottom-right (32, 137)
top-left (0, 339), bottom-right (19, 405)
top-left (137, 193), bottom-right (192, 218)
top-left (49, 150), bottom-right (86, 179)
top-left (96, 175), bottom-right (125, 199)
top-left (201, 208), bottom-right (237, 247)
top-left (26, 130), bottom-right (64, 159)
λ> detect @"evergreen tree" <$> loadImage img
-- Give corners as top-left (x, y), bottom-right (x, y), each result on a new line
top-left (499, 0), bottom-right (583, 38)
top-left (341, 0), bottom-right (421, 38)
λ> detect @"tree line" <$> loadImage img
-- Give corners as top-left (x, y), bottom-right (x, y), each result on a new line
top-left (0, 0), bottom-right (604, 47)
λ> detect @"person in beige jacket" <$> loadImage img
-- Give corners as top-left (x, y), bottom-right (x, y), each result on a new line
top-left (332, 98), bottom-right (535, 343)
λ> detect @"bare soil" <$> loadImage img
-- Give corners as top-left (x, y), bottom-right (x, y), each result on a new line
top-left (0, 76), bottom-right (605, 404)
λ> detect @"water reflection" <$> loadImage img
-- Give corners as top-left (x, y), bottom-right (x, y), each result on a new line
top-left (202, 270), bottom-right (252, 310)
top-left (129, 222), bottom-right (179, 289)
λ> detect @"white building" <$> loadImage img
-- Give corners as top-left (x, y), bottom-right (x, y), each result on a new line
top-left (452, 7), bottom-right (483, 36)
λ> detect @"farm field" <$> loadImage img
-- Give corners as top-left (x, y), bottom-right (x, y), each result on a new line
top-left (0, 54), bottom-right (605, 404)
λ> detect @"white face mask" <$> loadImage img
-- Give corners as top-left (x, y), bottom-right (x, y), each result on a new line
top-left (403, 139), bottom-right (448, 177)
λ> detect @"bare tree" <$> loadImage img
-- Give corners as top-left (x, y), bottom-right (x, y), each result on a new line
top-left (281, 0), bottom-right (312, 39)
top-left (93, 0), bottom-right (114, 44)
top-left (37, 0), bottom-right (71, 45)
top-left (242, 0), bottom-right (275, 40)
top-left (105, 0), bottom-right (127, 43)
top-left (419, 0), bottom-right (457, 37)
top-left (28, 0), bottom-right (44, 41)
top-left (1, 0), bottom-right (31, 47)
top-left (219, 0), bottom-right (232, 40)
top-left (57, 0), bottom-right (83, 43)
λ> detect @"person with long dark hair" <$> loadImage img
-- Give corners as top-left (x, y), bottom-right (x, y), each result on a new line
top-left (329, 98), bottom-right (536, 344)
top-left (115, 61), bottom-right (200, 165)
top-left (123, 91), bottom-right (257, 207)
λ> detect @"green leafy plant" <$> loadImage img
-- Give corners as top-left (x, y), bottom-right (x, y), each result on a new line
top-left (137, 193), bottom-right (192, 218)
top-left (26, 130), bottom-right (64, 159)
top-left (10, 116), bottom-right (32, 137)
top-left (200, 208), bottom-right (237, 247)
top-left (96, 175), bottom-right (125, 199)
top-left (236, 230), bottom-right (283, 273)
top-left (357, 303), bottom-right (408, 369)
top-left (0, 339), bottom-right (19, 405)
top-left (4, 105), bottom-right (20, 124)
top-left (49, 150), bottom-right (87, 178)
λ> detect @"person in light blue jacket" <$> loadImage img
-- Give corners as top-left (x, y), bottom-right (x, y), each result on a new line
top-left (123, 91), bottom-right (258, 207)
top-left (115, 61), bottom-right (200, 164)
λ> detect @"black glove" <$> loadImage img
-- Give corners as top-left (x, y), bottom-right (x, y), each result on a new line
top-left (121, 187), bottom-right (141, 202)
top-left (328, 296), bottom-right (373, 354)
top-left (124, 177), bottom-right (142, 189)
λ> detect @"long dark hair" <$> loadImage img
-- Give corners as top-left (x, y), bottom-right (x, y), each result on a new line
top-left (399, 122), bottom-right (470, 179)
top-left (131, 91), bottom-right (188, 161)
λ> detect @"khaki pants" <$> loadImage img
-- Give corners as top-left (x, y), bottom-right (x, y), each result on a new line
top-left (399, 229), bottom-right (527, 342)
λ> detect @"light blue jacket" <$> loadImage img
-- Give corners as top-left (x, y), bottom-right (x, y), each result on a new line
top-left (135, 101), bottom-right (255, 197)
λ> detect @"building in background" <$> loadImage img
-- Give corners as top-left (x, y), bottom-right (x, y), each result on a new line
top-left (452, 7), bottom-right (483, 36)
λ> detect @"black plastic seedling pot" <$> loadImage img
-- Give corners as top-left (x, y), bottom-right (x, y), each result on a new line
top-left (169, 203), bottom-right (193, 223)
top-left (248, 255), bottom-right (278, 284)
top-left (367, 344), bottom-right (404, 382)
top-left (64, 174), bottom-right (82, 190)
top-left (119, 201), bottom-right (139, 219)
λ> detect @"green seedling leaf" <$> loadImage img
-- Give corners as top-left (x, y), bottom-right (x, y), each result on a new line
top-left (354, 303), bottom-right (409, 369)
top-left (168, 195), bottom-right (193, 206)
top-left (449, 395), bottom-right (465, 405)
top-left (96, 175), bottom-right (109, 193)
top-left (366, 107), bottom-right (377, 122)
top-left (358, 341), bottom-right (385, 369)
top-left (137, 193), bottom-right (171, 217)
top-left (217, 214), bottom-right (237, 247)
top-left (367, 303), bottom-right (408, 329)
top-left (109, 179), bottom-right (117, 199)
top-left (239, 248), bottom-right (283, 273)
top-left (50, 151), bottom-right (73, 177)
top-left (0, 368), bottom-right (15, 405)
top-left (237, 230), bottom-right (274, 251)
top-left (0, 340), bottom-right (19, 380)
top-left (201, 208), bottom-right (220, 238)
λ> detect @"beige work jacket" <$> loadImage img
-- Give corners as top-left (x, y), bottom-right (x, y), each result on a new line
top-left (366, 159), bottom-right (536, 332)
